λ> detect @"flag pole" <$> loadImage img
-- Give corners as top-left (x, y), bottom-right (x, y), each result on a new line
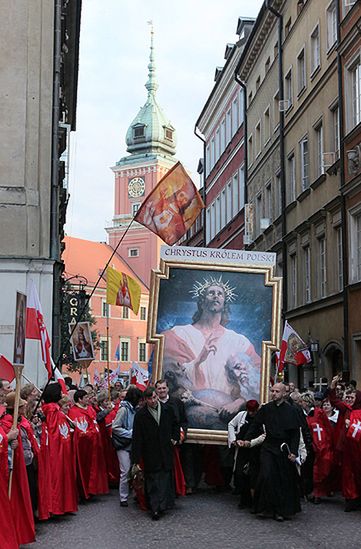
top-left (8, 363), bottom-right (23, 498)
top-left (31, 219), bottom-right (135, 418)
top-left (106, 303), bottom-right (110, 399)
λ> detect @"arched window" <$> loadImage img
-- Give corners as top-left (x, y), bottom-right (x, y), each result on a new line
top-left (133, 124), bottom-right (145, 139)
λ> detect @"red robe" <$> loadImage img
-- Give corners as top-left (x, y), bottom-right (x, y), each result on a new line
top-left (103, 407), bottom-right (120, 486)
top-left (68, 404), bottom-right (109, 498)
top-left (1, 414), bottom-right (35, 545)
top-left (0, 425), bottom-right (18, 549)
top-left (306, 408), bottom-right (334, 497)
top-left (329, 389), bottom-right (361, 500)
top-left (42, 402), bottom-right (78, 515)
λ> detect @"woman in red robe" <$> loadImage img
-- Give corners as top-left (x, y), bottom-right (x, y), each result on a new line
top-left (1, 394), bottom-right (35, 545)
top-left (0, 424), bottom-right (19, 549)
top-left (68, 389), bottom-right (109, 499)
top-left (42, 383), bottom-right (78, 515)
top-left (306, 406), bottom-right (334, 501)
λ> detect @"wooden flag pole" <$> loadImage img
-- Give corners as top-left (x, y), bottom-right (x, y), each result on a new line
top-left (8, 363), bottom-right (24, 498)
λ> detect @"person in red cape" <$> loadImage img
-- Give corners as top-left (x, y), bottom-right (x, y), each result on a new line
top-left (321, 398), bottom-right (341, 493)
top-left (329, 374), bottom-right (361, 511)
top-left (94, 391), bottom-right (119, 487)
top-left (42, 383), bottom-right (78, 515)
top-left (68, 389), bottom-right (109, 499)
top-left (306, 406), bottom-right (334, 502)
top-left (0, 424), bottom-right (19, 549)
top-left (1, 394), bottom-right (35, 545)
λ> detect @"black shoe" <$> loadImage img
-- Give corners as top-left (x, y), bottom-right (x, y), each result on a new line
top-left (151, 511), bottom-right (160, 521)
top-left (120, 501), bottom-right (128, 507)
top-left (273, 514), bottom-right (284, 522)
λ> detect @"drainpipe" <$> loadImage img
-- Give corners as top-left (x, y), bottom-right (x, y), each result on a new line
top-left (50, 0), bottom-right (63, 357)
top-left (194, 126), bottom-right (207, 245)
top-left (336, 0), bottom-right (349, 372)
top-left (266, 1), bottom-right (287, 319)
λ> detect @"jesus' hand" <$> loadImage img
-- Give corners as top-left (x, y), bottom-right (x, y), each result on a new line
top-left (195, 334), bottom-right (218, 368)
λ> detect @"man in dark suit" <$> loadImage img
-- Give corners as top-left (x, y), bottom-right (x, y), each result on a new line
top-left (132, 386), bottom-right (180, 520)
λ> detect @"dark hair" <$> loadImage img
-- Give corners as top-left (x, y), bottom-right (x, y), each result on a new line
top-left (143, 386), bottom-right (156, 399)
top-left (191, 286), bottom-right (230, 326)
top-left (125, 387), bottom-right (143, 407)
top-left (84, 383), bottom-right (93, 390)
top-left (43, 382), bottom-right (62, 404)
top-left (155, 379), bottom-right (168, 387)
top-left (74, 389), bottom-right (88, 403)
top-left (350, 379), bottom-right (357, 389)
top-left (64, 376), bottom-right (73, 387)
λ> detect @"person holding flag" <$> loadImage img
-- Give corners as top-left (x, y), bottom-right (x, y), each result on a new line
top-left (278, 321), bottom-right (311, 374)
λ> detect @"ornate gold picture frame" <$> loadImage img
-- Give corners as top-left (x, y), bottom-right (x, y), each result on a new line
top-left (147, 248), bottom-right (282, 444)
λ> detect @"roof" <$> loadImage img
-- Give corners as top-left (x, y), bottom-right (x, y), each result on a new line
top-left (62, 236), bottom-right (149, 294)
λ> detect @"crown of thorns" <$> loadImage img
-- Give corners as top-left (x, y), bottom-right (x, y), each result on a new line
top-left (190, 276), bottom-right (237, 303)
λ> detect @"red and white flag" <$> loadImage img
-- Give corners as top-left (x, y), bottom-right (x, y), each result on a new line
top-left (130, 362), bottom-right (149, 391)
top-left (93, 368), bottom-right (101, 386)
top-left (51, 358), bottom-right (68, 395)
top-left (278, 321), bottom-right (311, 373)
top-left (26, 279), bottom-right (52, 378)
top-left (0, 354), bottom-right (15, 382)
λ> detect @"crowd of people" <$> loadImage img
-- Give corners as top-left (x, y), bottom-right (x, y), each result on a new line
top-left (0, 372), bottom-right (361, 547)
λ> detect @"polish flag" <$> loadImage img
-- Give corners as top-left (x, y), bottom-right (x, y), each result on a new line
top-left (51, 358), bottom-right (68, 395)
top-left (278, 321), bottom-right (311, 373)
top-left (26, 279), bottom-right (52, 378)
top-left (0, 354), bottom-right (15, 382)
top-left (130, 362), bottom-right (149, 391)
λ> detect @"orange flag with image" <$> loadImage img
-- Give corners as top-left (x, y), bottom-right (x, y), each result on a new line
top-left (106, 267), bottom-right (141, 315)
top-left (134, 161), bottom-right (204, 245)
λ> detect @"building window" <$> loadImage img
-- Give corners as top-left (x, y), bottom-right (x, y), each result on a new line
top-left (256, 76), bottom-right (261, 91)
top-left (265, 56), bottom-right (271, 74)
top-left (239, 89), bottom-right (244, 125)
top-left (290, 254), bottom-right (297, 308)
top-left (327, 1), bottom-right (337, 50)
top-left (121, 340), bottom-right (129, 362)
top-left (132, 203), bottom-right (141, 216)
top-left (205, 145), bottom-right (210, 177)
top-left (226, 109), bottom-right (231, 143)
top-left (318, 237), bottom-right (327, 298)
top-left (102, 300), bottom-right (109, 317)
top-left (232, 172), bottom-right (239, 218)
top-left (285, 69), bottom-right (293, 108)
top-left (140, 306), bottom-right (147, 320)
top-left (255, 121), bottom-right (261, 156)
top-left (221, 189), bottom-right (226, 228)
top-left (273, 90), bottom-right (280, 129)
top-left (215, 128), bottom-right (220, 162)
top-left (122, 306), bottom-right (129, 319)
top-left (220, 119), bottom-right (226, 153)
top-left (226, 181), bottom-right (232, 224)
top-left (210, 138), bottom-right (215, 170)
top-left (215, 196), bottom-right (221, 235)
top-left (288, 153), bottom-right (296, 202)
top-left (256, 193), bottom-right (262, 236)
top-left (297, 48), bottom-right (306, 94)
top-left (315, 123), bottom-right (324, 177)
top-left (232, 97), bottom-right (239, 136)
top-left (239, 166), bottom-right (245, 210)
top-left (331, 105), bottom-right (340, 159)
top-left (343, 0), bottom-right (356, 17)
top-left (138, 342), bottom-right (146, 362)
top-left (285, 17), bottom-right (291, 37)
top-left (274, 172), bottom-right (281, 218)
top-left (165, 127), bottom-right (173, 140)
top-left (300, 136), bottom-right (309, 190)
top-left (304, 246), bottom-right (311, 303)
top-left (129, 248), bottom-right (139, 257)
top-left (133, 125), bottom-right (145, 139)
top-left (264, 107), bottom-right (271, 144)
top-left (206, 208), bottom-right (211, 243)
top-left (349, 210), bottom-right (361, 283)
top-left (265, 182), bottom-right (272, 222)
top-left (349, 58), bottom-right (361, 128)
top-left (311, 25), bottom-right (320, 74)
top-left (100, 339), bottom-right (109, 361)
top-left (336, 226), bottom-right (343, 291)
top-left (248, 134), bottom-right (253, 165)
top-left (210, 202), bottom-right (216, 240)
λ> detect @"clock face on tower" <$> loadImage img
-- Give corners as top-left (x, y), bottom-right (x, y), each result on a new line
top-left (128, 177), bottom-right (145, 198)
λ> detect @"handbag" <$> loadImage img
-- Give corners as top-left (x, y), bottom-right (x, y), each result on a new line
top-left (112, 431), bottom-right (131, 451)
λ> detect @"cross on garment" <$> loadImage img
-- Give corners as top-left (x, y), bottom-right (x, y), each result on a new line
top-left (313, 423), bottom-right (323, 442)
top-left (351, 420), bottom-right (361, 438)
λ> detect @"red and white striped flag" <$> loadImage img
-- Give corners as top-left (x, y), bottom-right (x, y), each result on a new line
top-left (0, 354), bottom-right (15, 382)
top-left (26, 279), bottom-right (52, 378)
top-left (130, 362), bottom-right (149, 391)
top-left (51, 358), bottom-right (68, 395)
top-left (278, 321), bottom-right (311, 373)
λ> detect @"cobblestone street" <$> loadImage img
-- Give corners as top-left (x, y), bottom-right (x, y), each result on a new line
top-left (25, 487), bottom-right (361, 549)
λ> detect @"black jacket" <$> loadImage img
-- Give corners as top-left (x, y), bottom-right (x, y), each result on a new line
top-left (132, 403), bottom-right (180, 474)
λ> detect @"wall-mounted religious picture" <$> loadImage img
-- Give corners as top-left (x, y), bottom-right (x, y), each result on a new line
top-left (13, 291), bottom-right (27, 365)
top-left (69, 321), bottom-right (95, 362)
top-left (147, 246), bottom-right (282, 444)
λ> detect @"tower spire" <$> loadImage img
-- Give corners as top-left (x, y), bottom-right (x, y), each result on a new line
top-left (145, 21), bottom-right (158, 97)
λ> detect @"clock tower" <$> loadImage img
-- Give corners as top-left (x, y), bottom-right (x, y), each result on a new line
top-left (106, 26), bottom-right (177, 286)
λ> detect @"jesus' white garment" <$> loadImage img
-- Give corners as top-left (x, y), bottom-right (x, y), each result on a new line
top-left (170, 324), bottom-right (260, 395)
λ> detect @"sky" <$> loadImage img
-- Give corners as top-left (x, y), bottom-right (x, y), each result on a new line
top-left (65, 0), bottom-right (264, 242)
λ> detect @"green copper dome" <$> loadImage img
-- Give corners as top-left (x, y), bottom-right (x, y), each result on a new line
top-left (125, 27), bottom-right (177, 156)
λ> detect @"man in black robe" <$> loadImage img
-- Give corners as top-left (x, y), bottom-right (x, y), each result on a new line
top-left (132, 386), bottom-right (180, 520)
top-left (246, 383), bottom-right (301, 521)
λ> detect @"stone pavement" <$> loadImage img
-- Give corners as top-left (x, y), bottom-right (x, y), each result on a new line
top-left (25, 488), bottom-right (361, 549)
